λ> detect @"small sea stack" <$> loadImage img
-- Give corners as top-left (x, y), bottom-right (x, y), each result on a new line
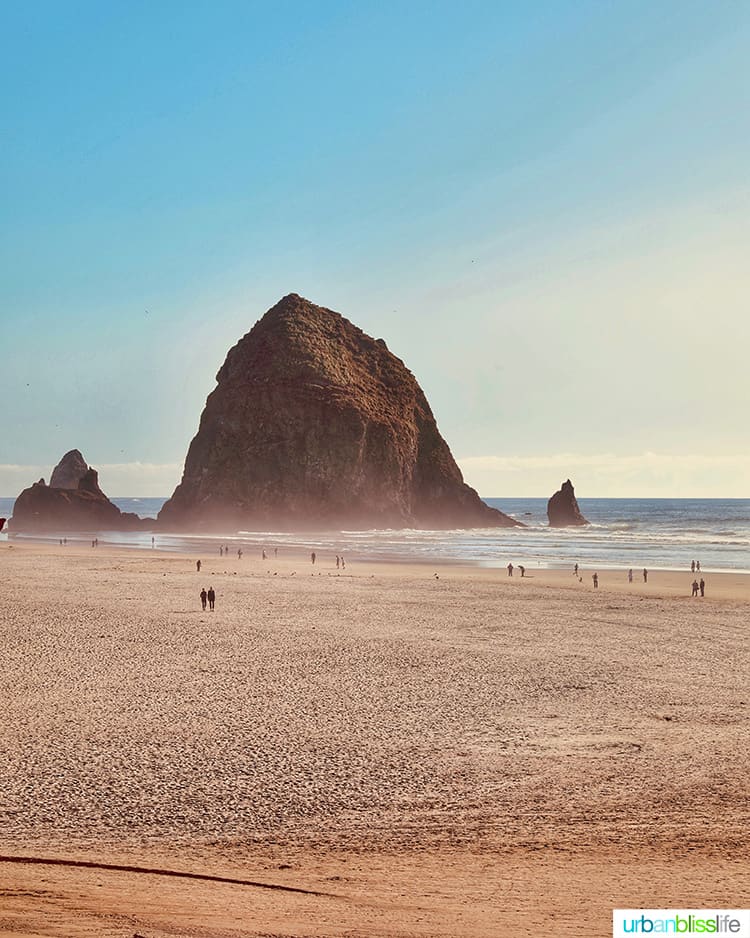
top-left (547, 479), bottom-right (588, 527)
top-left (159, 293), bottom-right (522, 531)
top-left (9, 451), bottom-right (152, 533)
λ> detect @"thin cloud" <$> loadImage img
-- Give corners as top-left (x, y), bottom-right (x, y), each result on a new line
top-left (458, 452), bottom-right (750, 498)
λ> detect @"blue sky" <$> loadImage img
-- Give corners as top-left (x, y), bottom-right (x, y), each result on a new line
top-left (2, 1), bottom-right (748, 496)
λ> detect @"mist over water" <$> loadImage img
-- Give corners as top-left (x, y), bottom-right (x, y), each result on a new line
top-left (2, 496), bottom-right (750, 573)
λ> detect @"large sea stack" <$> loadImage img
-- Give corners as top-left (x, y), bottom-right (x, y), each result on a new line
top-left (9, 451), bottom-right (151, 533)
top-left (547, 479), bottom-right (588, 527)
top-left (159, 294), bottom-right (520, 531)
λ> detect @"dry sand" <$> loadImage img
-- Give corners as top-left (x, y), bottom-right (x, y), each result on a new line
top-left (0, 542), bottom-right (748, 936)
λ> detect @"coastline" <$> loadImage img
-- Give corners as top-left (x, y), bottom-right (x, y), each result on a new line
top-left (1, 542), bottom-right (749, 935)
top-left (4, 495), bottom-right (750, 576)
top-left (3, 539), bottom-right (748, 599)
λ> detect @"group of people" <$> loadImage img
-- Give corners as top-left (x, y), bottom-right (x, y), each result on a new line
top-left (506, 563), bottom-right (525, 577)
top-left (195, 548), bottom-right (349, 611)
top-left (199, 587), bottom-right (216, 611)
top-left (585, 564), bottom-right (707, 596)
top-left (310, 551), bottom-right (346, 568)
top-left (218, 544), bottom-right (278, 559)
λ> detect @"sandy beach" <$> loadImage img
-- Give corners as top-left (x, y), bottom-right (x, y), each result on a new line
top-left (1, 542), bottom-right (748, 936)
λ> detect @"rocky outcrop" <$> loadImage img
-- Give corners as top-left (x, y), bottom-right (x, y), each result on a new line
top-left (547, 479), bottom-right (588, 527)
top-left (159, 293), bottom-right (521, 531)
top-left (49, 449), bottom-right (89, 489)
top-left (9, 453), bottom-right (151, 533)
top-left (0, 518), bottom-right (5, 532)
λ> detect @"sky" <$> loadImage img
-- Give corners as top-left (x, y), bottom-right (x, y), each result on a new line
top-left (1, 1), bottom-right (748, 497)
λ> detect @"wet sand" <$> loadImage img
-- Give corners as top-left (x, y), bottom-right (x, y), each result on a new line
top-left (1, 543), bottom-right (748, 936)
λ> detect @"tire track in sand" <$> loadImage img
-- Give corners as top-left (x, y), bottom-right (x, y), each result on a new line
top-left (0, 855), bottom-right (336, 897)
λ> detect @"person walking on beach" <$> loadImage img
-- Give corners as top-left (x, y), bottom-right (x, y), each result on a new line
top-left (196, 559), bottom-right (201, 572)
top-left (592, 572), bottom-right (599, 589)
top-left (643, 568), bottom-right (648, 583)
top-left (507, 563), bottom-right (514, 577)
top-left (262, 548), bottom-right (266, 560)
top-left (628, 569), bottom-right (633, 583)
top-left (237, 548), bottom-right (243, 560)
top-left (696, 560), bottom-right (701, 572)
top-left (200, 588), bottom-right (207, 611)
top-left (700, 577), bottom-right (705, 597)
top-left (574, 563), bottom-right (579, 577)
top-left (207, 586), bottom-right (215, 610)
top-left (311, 551), bottom-right (316, 565)
top-left (519, 565), bottom-right (526, 577)
top-left (691, 560), bottom-right (696, 573)
top-left (341, 556), bottom-right (345, 569)
top-left (219, 545), bottom-right (223, 557)
top-left (691, 579), bottom-right (699, 597)
top-left (274, 547), bottom-right (278, 557)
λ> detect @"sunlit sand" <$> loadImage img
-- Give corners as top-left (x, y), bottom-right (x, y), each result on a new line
top-left (1, 543), bottom-right (748, 936)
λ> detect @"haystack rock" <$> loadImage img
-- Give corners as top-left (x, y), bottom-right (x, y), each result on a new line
top-left (158, 293), bottom-right (521, 531)
top-left (49, 448), bottom-right (89, 489)
top-left (547, 479), bottom-right (588, 527)
top-left (9, 452), bottom-right (151, 533)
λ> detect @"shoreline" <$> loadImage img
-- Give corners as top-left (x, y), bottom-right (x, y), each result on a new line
top-left (2, 539), bottom-right (748, 600)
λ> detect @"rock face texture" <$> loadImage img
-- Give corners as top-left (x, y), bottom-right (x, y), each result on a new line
top-left (547, 479), bottom-right (588, 527)
top-left (49, 449), bottom-right (89, 489)
top-left (9, 453), bottom-right (151, 533)
top-left (159, 293), bottom-right (520, 531)
top-left (0, 518), bottom-right (5, 532)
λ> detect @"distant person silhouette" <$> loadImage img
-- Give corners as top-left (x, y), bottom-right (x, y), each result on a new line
top-left (262, 549), bottom-right (266, 560)
top-left (311, 552), bottom-right (316, 565)
top-left (574, 563), bottom-right (579, 576)
top-left (519, 565), bottom-right (525, 577)
top-left (628, 569), bottom-right (633, 583)
top-left (507, 563), bottom-right (513, 577)
top-left (643, 568), bottom-right (648, 583)
top-left (151, 536), bottom-right (155, 548)
top-left (274, 547), bottom-right (278, 557)
top-left (336, 555), bottom-right (340, 568)
top-left (196, 560), bottom-right (201, 572)
top-left (207, 587), bottom-right (215, 611)
top-left (592, 572), bottom-right (599, 589)
top-left (691, 579), bottom-right (699, 597)
top-left (699, 578), bottom-right (705, 597)
top-left (200, 588), bottom-right (207, 611)
top-left (341, 556), bottom-right (345, 569)
top-left (691, 560), bottom-right (696, 573)
top-left (237, 548), bottom-right (243, 559)
top-left (696, 560), bottom-right (701, 572)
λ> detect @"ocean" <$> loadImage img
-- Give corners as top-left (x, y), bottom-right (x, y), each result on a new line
top-left (2, 496), bottom-right (750, 573)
